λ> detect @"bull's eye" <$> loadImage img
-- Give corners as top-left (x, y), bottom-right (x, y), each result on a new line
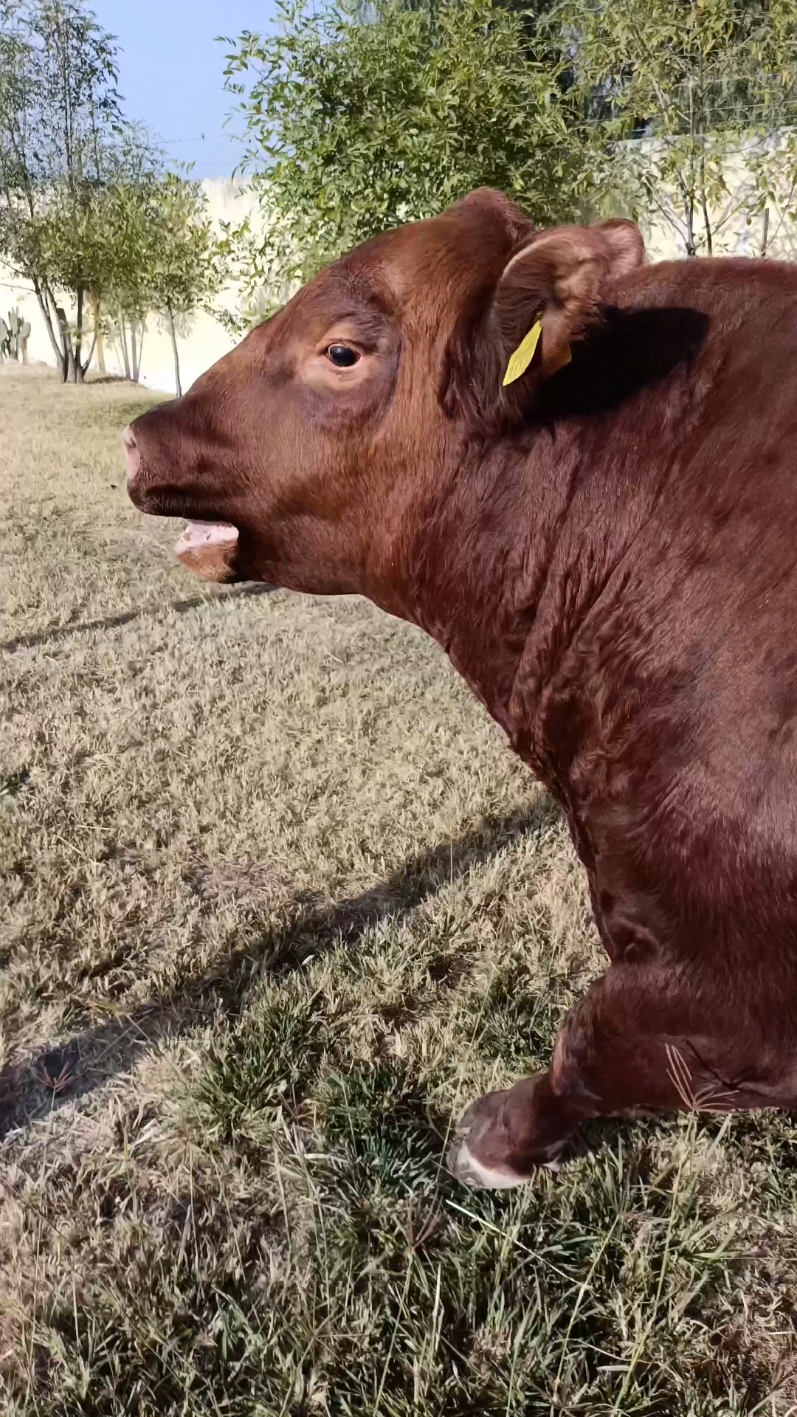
top-left (326, 343), bottom-right (360, 368)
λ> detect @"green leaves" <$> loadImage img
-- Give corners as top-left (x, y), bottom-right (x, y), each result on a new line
top-left (221, 0), bottom-right (797, 299)
top-left (222, 0), bottom-right (599, 309)
top-left (99, 171), bottom-right (226, 326)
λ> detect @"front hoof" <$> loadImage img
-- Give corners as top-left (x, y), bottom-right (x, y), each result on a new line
top-left (446, 1080), bottom-right (566, 1189)
top-left (447, 1088), bottom-right (532, 1190)
top-left (446, 1135), bottom-right (531, 1189)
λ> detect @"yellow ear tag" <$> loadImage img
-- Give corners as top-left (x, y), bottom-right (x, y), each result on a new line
top-left (502, 320), bottom-right (542, 387)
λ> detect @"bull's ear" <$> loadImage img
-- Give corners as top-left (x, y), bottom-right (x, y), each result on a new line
top-left (443, 218), bottom-right (644, 428)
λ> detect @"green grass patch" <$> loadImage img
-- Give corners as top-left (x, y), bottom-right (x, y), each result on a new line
top-left (2, 366), bottom-right (797, 1414)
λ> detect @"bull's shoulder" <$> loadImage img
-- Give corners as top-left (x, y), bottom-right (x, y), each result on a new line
top-left (553, 253), bottom-right (797, 427)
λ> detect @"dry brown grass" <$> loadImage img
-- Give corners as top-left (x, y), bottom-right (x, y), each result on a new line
top-left (2, 364), bottom-right (797, 1414)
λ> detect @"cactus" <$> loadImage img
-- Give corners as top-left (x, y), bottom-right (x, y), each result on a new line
top-left (3, 308), bottom-right (31, 361)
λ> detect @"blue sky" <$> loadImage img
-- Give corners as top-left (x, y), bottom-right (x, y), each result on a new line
top-left (91, 1), bottom-right (278, 177)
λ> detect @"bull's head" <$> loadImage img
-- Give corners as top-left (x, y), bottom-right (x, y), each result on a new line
top-left (124, 189), bottom-right (643, 613)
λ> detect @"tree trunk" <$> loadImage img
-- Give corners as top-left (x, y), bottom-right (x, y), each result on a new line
top-left (167, 304), bottom-right (182, 397)
top-left (699, 197), bottom-right (712, 256)
top-left (74, 285), bottom-right (84, 383)
top-left (118, 318), bottom-right (131, 380)
top-left (760, 208), bottom-right (770, 258)
top-left (131, 320), bottom-right (145, 383)
top-left (685, 82), bottom-right (697, 257)
top-left (698, 141), bottom-right (713, 257)
top-left (56, 306), bottom-right (73, 382)
top-left (89, 293), bottom-right (105, 372)
top-left (684, 196), bottom-right (697, 257)
top-left (34, 282), bottom-right (67, 371)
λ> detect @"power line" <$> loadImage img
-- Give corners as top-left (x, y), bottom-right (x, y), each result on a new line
top-left (159, 134), bottom-right (237, 145)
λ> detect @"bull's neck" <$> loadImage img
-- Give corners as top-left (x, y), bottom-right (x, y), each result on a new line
top-left (393, 429), bottom-right (597, 761)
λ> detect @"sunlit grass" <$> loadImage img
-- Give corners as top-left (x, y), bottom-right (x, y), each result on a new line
top-left (1, 364), bottom-right (796, 1413)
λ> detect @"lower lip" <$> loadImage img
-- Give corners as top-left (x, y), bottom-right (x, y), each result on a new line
top-left (174, 520), bottom-right (239, 555)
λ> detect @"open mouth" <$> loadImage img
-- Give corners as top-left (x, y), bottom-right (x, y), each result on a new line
top-left (174, 520), bottom-right (239, 557)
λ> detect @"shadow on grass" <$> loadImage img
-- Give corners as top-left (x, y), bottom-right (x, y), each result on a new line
top-left (87, 374), bottom-right (139, 385)
top-left (0, 796), bottom-right (561, 1140)
top-left (1, 582), bottom-right (276, 654)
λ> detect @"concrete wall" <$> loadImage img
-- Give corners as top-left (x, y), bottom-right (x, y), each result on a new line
top-left (2, 167), bottom-right (796, 394)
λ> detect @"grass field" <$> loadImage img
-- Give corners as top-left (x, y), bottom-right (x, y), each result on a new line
top-left (2, 363), bottom-right (797, 1414)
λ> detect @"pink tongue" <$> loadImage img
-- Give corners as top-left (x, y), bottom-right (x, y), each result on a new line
top-left (175, 520), bottom-right (239, 554)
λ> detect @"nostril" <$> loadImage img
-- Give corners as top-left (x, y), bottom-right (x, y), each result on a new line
top-left (122, 425), bottom-right (140, 482)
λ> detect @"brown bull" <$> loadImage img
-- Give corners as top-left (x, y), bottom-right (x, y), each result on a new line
top-left (125, 187), bottom-right (797, 1188)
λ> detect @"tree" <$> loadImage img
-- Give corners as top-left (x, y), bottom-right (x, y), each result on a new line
top-left (222, 0), bottom-right (597, 308)
top-left (95, 177), bottom-right (154, 382)
top-left (146, 173), bottom-right (227, 397)
top-left (87, 171), bottom-right (228, 391)
top-left (0, 0), bottom-right (159, 380)
top-left (550, 0), bottom-right (797, 258)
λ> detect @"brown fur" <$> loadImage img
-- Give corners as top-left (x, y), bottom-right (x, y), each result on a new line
top-left (126, 187), bottom-right (797, 1181)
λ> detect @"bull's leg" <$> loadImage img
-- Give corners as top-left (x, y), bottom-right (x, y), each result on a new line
top-left (447, 963), bottom-right (784, 1189)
